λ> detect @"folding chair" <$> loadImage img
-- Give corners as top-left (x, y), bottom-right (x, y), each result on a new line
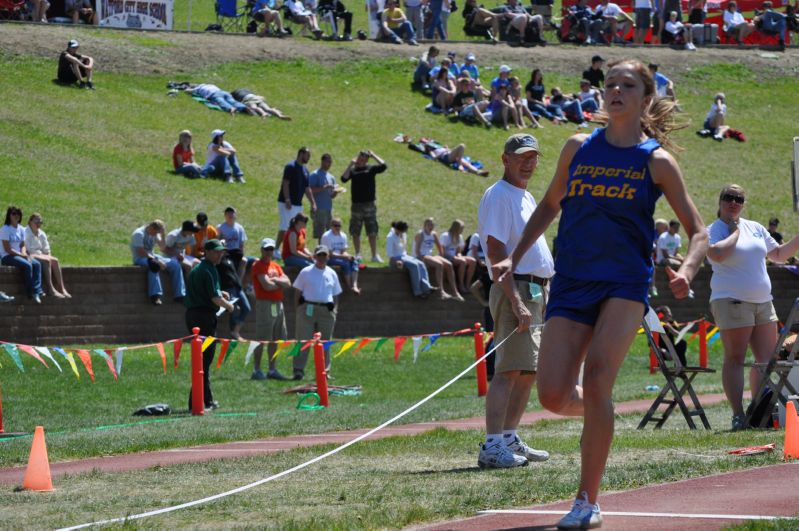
top-left (216, 0), bottom-right (248, 32)
top-left (745, 297), bottom-right (799, 428)
top-left (638, 310), bottom-right (716, 430)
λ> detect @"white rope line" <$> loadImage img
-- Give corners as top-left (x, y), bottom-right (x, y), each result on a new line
top-left (478, 509), bottom-right (789, 521)
top-left (58, 332), bottom-right (516, 530)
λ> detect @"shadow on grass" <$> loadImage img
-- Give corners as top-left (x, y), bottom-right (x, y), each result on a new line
top-left (404, 466), bottom-right (481, 475)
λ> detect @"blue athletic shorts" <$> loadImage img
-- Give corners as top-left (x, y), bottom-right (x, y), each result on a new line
top-left (545, 274), bottom-right (649, 326)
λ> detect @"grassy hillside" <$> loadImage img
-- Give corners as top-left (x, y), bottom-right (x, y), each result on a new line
top-left (1, 27), bottom-right (797, 265)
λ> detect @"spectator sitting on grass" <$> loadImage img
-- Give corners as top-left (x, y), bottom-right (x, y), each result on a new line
top-left (582, 55), bottom-right (605, 91)
top-left (65, 0), bottom-right (97, 24)
top-left (24, 212), bottom-right (70, 299)
top-left (460, 52), bottom-right (482, 84)
top-left (381, 0), bottom-right (420, 45)
top-left (202, 130), bottom-right (246, 183)
top-left (185, 84), bottom-right (254, 115)
top-left (130, 219), bottom-right (185, 306)
top-left (250, 0), bottom-right (290, 37)
top-left (575, 79), bottom-right (602, 113)
top-left (509, 76), bottom-right (542, 129)
top-left (452, 77), bottom-right (492, 128)
top-left (697, 92), bottom-right (730, 141)
top-left (431, 66), bottom-right (457, 112)
top-left (57, 39), bottom-right (94, 89)
top-left (173, 130), bottom-right (203, 179)
top-left (1, 206), bottom-right (43, 304)
top-left (321, 217), bottom-right (361, 294)
top-left (413, 45), bottom-right (439, 90)
top-left (525, 68), bottom-right (563, 124)
top-left (231, 88), bottom-right (291, 120)
top-left (488, 84), bottom-right (517, 131)
top-left (282, 213), bottom-right (315, 268)
top-left (648, 63), bottom-right (677, 101)
top-left (165, 220), bottom-right (201, 277)
top-left (549, 86), bottom-right (589, 126)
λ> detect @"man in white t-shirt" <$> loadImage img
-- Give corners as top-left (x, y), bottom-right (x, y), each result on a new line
top-left (476, 133), bottom-right (554, 469)
top-left (657, 219), bottom-right (684, 266)
top-left (292, 245), bottom-right (343, 380)
top-left (591, 0), bottom-right (633, 43)
top-left (321, 217), bottom-right (361, 294)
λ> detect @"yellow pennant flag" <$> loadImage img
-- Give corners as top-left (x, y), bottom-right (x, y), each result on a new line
top-left (334, 340), bottom-right (357, 359)
top-left (706, 326), bottom-right (718, 340)
top-left (66, 352), bottom-right (80, 379)
top-left (202, 336), bottom-right (216, 353)
top-left (271, 340), bottom-right (287, 361)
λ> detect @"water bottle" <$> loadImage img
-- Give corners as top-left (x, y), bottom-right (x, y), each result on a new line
top-left (645, 384), bottom-right (660, 392)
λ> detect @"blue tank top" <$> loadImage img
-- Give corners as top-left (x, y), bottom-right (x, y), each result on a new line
top-left (555, 128), bottom-right (662, 284)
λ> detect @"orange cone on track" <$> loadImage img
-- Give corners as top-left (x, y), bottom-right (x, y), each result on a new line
top-left (785, 401), bottom-right (799, 461)
top-left (22, 426), bottom-right (54, 492)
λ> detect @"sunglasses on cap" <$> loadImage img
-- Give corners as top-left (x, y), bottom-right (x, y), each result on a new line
top-left (721, 193), bottom-right (745, 204)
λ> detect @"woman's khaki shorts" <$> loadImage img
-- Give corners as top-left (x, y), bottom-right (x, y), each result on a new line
top-left (710, 298), bottom-right (778, 330)
top-left (488, 281), bottom-right (546, 373)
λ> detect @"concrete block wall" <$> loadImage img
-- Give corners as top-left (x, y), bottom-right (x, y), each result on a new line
top-left (1, 265), bottom-right (798, 346)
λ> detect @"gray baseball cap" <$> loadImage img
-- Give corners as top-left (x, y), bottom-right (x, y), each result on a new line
top-left (314, 245), bottom-right (329, 256)
top-left (504, 133), bottom-right (540, 155)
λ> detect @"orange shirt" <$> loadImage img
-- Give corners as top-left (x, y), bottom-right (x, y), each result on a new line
top-left (173, 143), bottom-right (195, 169)
top-left (282, 227), bottom-right (306, 260)
top-left (252, 259), bottom-right (285, 301)
top-left (193, 225), bottom-right (219, 257)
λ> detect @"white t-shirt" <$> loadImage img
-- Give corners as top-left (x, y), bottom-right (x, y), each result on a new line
top-left (293, 264), bottom-right (343, 303)
top-left (165, 229), bottom-right (196, 255)
top-left (321, 230), bottom-right (348, 254)
top-left (634, 0), bottom-right (652, 9)
top-left (439, 231), bottom-right (464, 258)
top-left (469, 233), bottom-right (484, 259)
top-left (415, 230), bottom-right (436, 257)
top-left (706, 102), bottom-right (726, 123)
top-left (0, 224), bottom-right (26, 259)
top-left (386, 228), bottom-right (407, 258)
top-left (665, 20), bottom-right (685, 34)
top-left (216, 222), bottom-right (247, 250)
top-left (206, 140), bottom-right (234, 166)
top-left (723, 9), bottom-right (745, 30)
top-left (577, 88), bottom-right (599, 103)
top-left (598, 2), bottom-right (623, 18)
top-left (707, 218), bottom-right (779, 303)
top-left (24, 226), bottom-right (50, 255)
top-left (656, 231), bottom-right (681, 260)
top-left (478, 179), bottom-right (554, 281)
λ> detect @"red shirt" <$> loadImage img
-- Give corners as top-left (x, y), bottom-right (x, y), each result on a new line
top-left (172, 144), bottom-right (195, 170)
top-left (252, 259), bottom-right (285, 301)
top-left (282, 227), bottom-right (306, 260)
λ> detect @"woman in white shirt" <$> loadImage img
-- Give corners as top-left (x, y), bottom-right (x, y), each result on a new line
top-left (386, 220), bottom-right (435, 298)
top-left (414, 218), bottom-right (463, 301)
top-left (723, 0), bottom-right (755, 42)
top-left (707, 184), bottom-right (799, 430)
top-left (702, 92), bottom-right (730, 141)
top-left (25, 213), bottom-right (71, 298)
top-left (0, 206), bottom-right (44, 303)
top-left (440, 219), bottom-right (477, 295)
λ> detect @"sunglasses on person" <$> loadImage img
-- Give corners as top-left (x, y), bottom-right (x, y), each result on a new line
top-left (331, 223), bottom-right (342, 228)
top-left (721, 193), bottom-right (745, 204)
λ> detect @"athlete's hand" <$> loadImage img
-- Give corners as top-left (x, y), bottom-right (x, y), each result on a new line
top-left (511, 299), bottom-right (532, 333)
top-left (492, 257), bottom-right (513, 283)
top-left (665, 267), bottom-right (690, 299)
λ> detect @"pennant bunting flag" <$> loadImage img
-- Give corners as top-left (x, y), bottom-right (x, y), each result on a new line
top-left (2, 344), bottom-right (24, 372)
top-left (114, 348), bottom-right (124, 375)
top-left (373, 337), bottom-right (390, 353)
top-left (75, 350), bottom-right (95, 382)
top-left (224, 340), bottom-right (238, 364)
top-left (18, 345), bottom-right (48, 368)
top-left (708, 331), bottom-right (721, 345)
top-left (65, 352), bottom-right (80, 379)
top-left (352, 338), bottom-right (372, 355)
top-left (155, 343), bottom-right (167, 374)
top-left (216, 339), bottom-right (231, 369)
top-left (94, 349), bottom-right (118, 380)
top-left (422, 334), bottom-right (440, 352)
top-left (244, 341), bottom-right (259, 366)
top-left (300, 340), bottom-right (314, 352)
top-left (322, 340), bottom-right (336, 353)
top-left (393, 336), bottom-right (407, 362)
top-left (411, 336), bottom-right (422, 363)
top-left (706, 326), bottom-right (719, 341)
top-left (334, 340), bottom-right (357, 359)
top-left (202, 336), bottom-right (215, 353)
top-left (286, 342), bottom-right (302, 357)
top-left (272, 340), bottom-right (287, 361)
top-left (35, 347), bottom-right (61, 372)
top-left (173, 339), bottom-right (183, 370)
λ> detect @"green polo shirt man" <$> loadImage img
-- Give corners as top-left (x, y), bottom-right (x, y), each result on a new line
top-left (185, 239), bottom-right (235, 410)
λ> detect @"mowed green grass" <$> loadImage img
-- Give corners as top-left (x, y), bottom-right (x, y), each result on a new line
top-left (0, 49), bottom-right (797, 266)
top-left (0, 335), bottom-right (726, 466)
top-left (0, 404), bottom-right (786, 529)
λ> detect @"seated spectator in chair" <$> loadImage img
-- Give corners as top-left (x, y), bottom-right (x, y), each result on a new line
top-left (462, 0), bottom-right (501, 42)
top-left (414, 218), bottom-right (463, 301)
top-left (321, 218), bottom-right (361, 294)
top-left (550, 86), bottom-right (588, 126)
top-left (57, 39), bottom-right (94, 89)
top-left (185, 84), bottom-right (254, 115)
top-left (648, 63), bottom-right (677, 101)
top-left (319, 0), bottom-right (353, 40)
top-left (421, 139), bottom-right (490, 176)
top-left (28, 0), bottom-right (50, 22)
top-left (173, 130), bottom-right (203, 179)
top-left (590, 0), bottom-right (633, 44)
top-left (488, 84), bottom-right (518, 130)
top-left (453, 77), bottom-right (492, 128)
top-left (24, 212), bottom-right (70, 298)
top-left (65, 0), bottom-right (97, 25)
top-left (697, 92), bottom-right (730, 141)
top-left (509, 76), bottom-right (542, 129)
top-left (1, 206), bottom-right (43, 303)
top-left (130, 219), bottom-right (185, 305)
top-left (655, 305), bottom-right (688, 366)
top-left (440, 219), bottom-right (477, 294)
top-left (231, 88), bottom-right (291, 120)
top-left (431, 66), bottom-right (457, 111)
top-left (723, 0), bottom-right (756, 43)
top-left (381, 0), bottom-right (420, 45)
top-left (203, 130), bottom-right (245, 183)
top-left (386, 220), bottom-right (435, 298)
top-left (633, 0), bottom-right (655, 43)
top-left (663, 10), bottom-right (696, 48)
top-left (282, 213), bottom-right (314, 268)
top-left (787, 1), bottom-right (799, 34)
top-left (413, 46), bottom-right (439, 90)
top-left (688, 0), bottom-right (706, 24)
top-left (284, 0), bottom-right (324, 38)
top-left (165, 220), bottom-right (201, 277)
top-left (575, 79), bottom-right (602, 113)
top-left (251, 0), bottom-right (290, 36)
top-left (496, 0), bottom-right (546, 43)
top-left (192, 212), bottom-right (218, 259)
top-left (754, 1), bottom-right (787, 45)
top-left (656, 219), bottom-right (684, 266)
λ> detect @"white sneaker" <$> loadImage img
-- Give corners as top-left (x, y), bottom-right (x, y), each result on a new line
top-left (371, 254), bottom-right (384, 264)
top-left (477, 442), bottom-right (528, 469)
top-left (685, 42), bottom-right (697, 51)
top-left (507, 435), bottom-right (550, 462)
top-left (557, 492), bottom-right (602, 529)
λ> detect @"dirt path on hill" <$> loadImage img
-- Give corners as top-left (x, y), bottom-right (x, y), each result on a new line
top-left (1, 21), bottom-right (797, 79)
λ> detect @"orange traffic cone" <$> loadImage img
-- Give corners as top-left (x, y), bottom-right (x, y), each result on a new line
top-left (21, 426), bottom-right (54, 492)
top-left (784, 401), bottom-right (799, 461)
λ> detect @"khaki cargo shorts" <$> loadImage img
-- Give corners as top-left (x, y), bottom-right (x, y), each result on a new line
top-left (488, 280), bottom-right (546, 373)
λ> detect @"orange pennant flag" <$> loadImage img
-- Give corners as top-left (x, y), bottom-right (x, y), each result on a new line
top-left (156, 343), bottom-right (166, 374)
top-left (18, 345), bottom-right (48, 368)
top-left (75, 350), bottom-right (95, 382)
top-left (98, 349), bottom-right (118, 380)
top-left (300, 339), bottom-right (314, 352)
top-left (173, 339), bottom-right (183, 370)
top-left (352, 338), bottom-right (372, 355)
top-left (394, 337), bottom-right (407, 362)
top-left (216, 339), bottom-right (231, 369)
